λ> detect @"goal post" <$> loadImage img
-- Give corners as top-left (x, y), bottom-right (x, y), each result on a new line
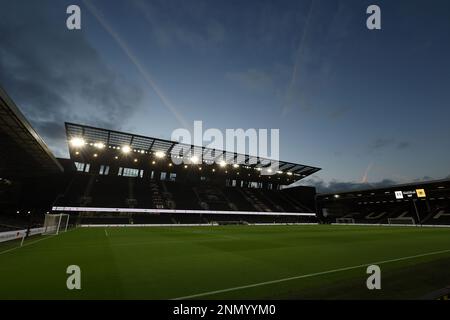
top-left (388, 217), bottom-right (416, 225)
top-left (335, 217), bottom-right (355, 224)
top-left (43, 213), bottom-right (70, 235)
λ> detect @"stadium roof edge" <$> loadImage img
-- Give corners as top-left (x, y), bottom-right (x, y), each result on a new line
top-left (0, 86), bottom-right (63, 177)
top-left (64, 122), bottom-right (321, 178)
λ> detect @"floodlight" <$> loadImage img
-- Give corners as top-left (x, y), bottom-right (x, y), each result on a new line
top-left (122, 145), bottom-right (131, 154)
top-left (155, 151), bottom-right (165, 158)
top-left (219, 161), bottom-right (227, 167)
top-left (190, 156), bottom-right (199, 164)
top-left (94, 142), bottom-right (105, 149)
top-left (287, 172), bottom-right (293, 176)
top-left (233, 164), bottom-right (239, 168)
top-left (70, 137), bottom-right (85, 147)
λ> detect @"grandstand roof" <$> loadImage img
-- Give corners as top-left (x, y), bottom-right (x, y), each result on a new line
top-left (318, 178), bottom-right (450, 198)
top-left (0, 86), bottom-right (63, 178)
top-left (65, 122), bottom-right (321, 181)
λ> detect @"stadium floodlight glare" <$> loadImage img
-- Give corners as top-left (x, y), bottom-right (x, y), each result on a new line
top-left (233, 164), bottom-right (239, 168)
top-left (155, 151), bottom-right (165, 158)
top-left (267, 168), bottom-right (273, 173)
top-left (134, 158), bottom-right (138, 163)
top-left (70, 137), bottom-right (85, 147)
top-left (287, 172), bottom-right (293, 176)
top-left (94, 142), bottom-right (105, 149)
top-left (190, 156), bottom-right (199, 164)
top-left (219, 161), bottom-right (227, 167)
top-left (122, 145), bottom-right (131, 154)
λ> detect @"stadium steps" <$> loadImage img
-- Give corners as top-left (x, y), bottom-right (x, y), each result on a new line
top-left (222, 188), bottom-right (255, 211)
top-left (239, 188), bottom-right (271, 212)
top-left (160, 180), bottom-right (176, 209)
top-left (257, 189), bottom-right (287, 212)
top-left (149, 182), bottom-right (165, 209)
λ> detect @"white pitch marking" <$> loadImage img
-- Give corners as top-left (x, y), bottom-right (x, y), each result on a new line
top-left (0, 227), bottom-right (77, 256)
top-left (0, 236), bottom-right (55, 255)
top-left (172, 248), bottom-right (450, 300)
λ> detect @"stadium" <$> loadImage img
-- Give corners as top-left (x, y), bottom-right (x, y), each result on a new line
top-left (2, 1), bottom-right (450, 307)
top-left (1, 85), bottom-right (450, 300)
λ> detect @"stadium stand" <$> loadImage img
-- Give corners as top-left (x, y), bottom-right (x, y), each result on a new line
top-left (316, 179), bottom-right (450, 226)
top-left (2, 85), bottom-right (450, 229)
top-left (0, 100), bottom-right (321, 227)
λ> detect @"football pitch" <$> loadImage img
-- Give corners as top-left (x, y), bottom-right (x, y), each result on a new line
top-left (1, 225), bottom-right (450, 300)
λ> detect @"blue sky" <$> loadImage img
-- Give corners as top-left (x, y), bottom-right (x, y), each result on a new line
top-left (0, 0), bottom-right (449, 191)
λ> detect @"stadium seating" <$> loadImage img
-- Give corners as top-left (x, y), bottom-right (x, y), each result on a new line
top-left (55, 174), bottom-right (315, 213)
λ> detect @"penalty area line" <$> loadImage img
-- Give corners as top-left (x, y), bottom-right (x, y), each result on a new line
top-left (172, 248), bottom-right (450, 300)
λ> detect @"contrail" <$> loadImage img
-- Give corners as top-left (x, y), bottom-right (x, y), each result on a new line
top-left (282, 0), bottom-right (316, 117)
top-left (361, 162), bottom-right (373, 183)
top-left (83, 0), bottom-right (190, 130)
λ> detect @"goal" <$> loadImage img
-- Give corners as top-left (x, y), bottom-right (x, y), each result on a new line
top-left (335, 217), bottom-right (355, 224)
top-left (388, 217), bottom-right (416, 225)
top-left (43, 213), bottom-right (70, 235)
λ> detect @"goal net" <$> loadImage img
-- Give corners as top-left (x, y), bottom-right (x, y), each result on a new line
top-left (43, 214), bottom-right (70, 235)
top-left (388, 217), bottom-right (416, 225)
top-left (335, 217), bottom-right (355, 224)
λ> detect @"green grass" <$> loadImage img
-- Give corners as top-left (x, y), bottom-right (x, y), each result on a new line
top-left (1, 225), bottom-right (450, 300)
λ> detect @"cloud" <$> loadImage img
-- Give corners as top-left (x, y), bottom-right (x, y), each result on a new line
top-left (0, 2), bottom-right (142, 157)
top-left (328, 105), bottom-right (351, 120)
top-left (226, 69), bottom-right (274, 92)
top-left (297, 175), bottom-right (399, 194)
top-left (368, 138), bottom-right (411, 152)
top-left (134, 0), bottom-right (226, 50)
top-left (369, 138), bottom-right (395, 150)
top-left (396, 141), bottom-right (411, 150)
